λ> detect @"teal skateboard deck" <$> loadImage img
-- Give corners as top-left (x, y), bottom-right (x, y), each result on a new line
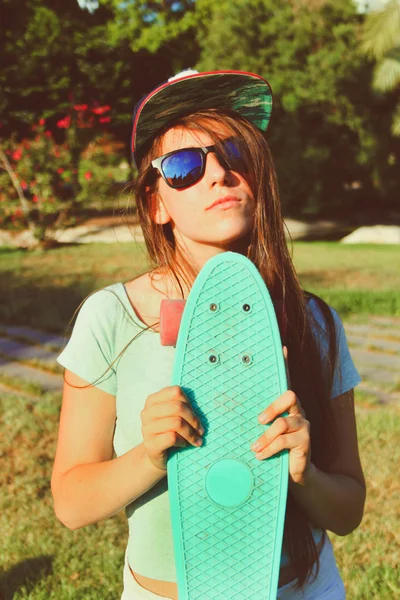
top-left (167, 252), bottom-right (289, 599)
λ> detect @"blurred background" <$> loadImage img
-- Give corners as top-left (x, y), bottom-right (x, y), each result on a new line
top-left (1, 0), bottom-right (399, 242)
top-left (1, 1), bottom-right (399, 599)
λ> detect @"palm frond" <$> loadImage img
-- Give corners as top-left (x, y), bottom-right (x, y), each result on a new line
top-left (391, 101), bottom-right (400, 136)
top-left (362, 0), bottom-right (400, 59)
top-left (373, 55), bottom-right (400, 91)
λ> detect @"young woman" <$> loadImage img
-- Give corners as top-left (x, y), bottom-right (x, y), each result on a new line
top-left (51, 70), bottom-right (366, 599)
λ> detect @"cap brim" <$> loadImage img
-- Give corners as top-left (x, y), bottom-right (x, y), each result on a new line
top-left (132, 70), bottom-right (272, 167)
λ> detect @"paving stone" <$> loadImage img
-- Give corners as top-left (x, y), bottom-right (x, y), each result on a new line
top-left (356, 365), bottom-right (398, 387)
top-left (0, 382), bottom-right (42, 401)
top-left (357, 382), bottom-right (400, 404)
top-left (345, 323), bottom-right (400, 339)
top-left (0, 358), bottom-right (63, 392)
top-left (0, 336), bottom-right (59, 363)
top-left (350, 348), bottom-right (400, 372)
top-left (347, 334), bottom-right (400, 354)
top-left (0, 326), bottom-right (66, 349)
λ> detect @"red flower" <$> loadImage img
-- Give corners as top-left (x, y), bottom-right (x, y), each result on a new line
top-left (57, 168), bottom-right (64, 174)
top-left (15, 208), bottom-right (23, 217)
top-left (54, 149), bottom-right (60, 158)
top-left (45, 130), bottom-right (52, 137)
top-left (12, 149), bottom-right (23, 161)
top-left (39, 118), bottom-right (45, 126)
top-left (21, 181), bottom-right (28, 190)
top-left (92, 105), bottom-right (111, 115)
top-left (74, 104), bottom-right (88, 111)
top-left (57, 116), bottom-right (71, 129)
top-left (32, 195), bottom-right (38, 203)
top-left (84, 171), bottom-right (92, 180)
top-left (99, 116), bottom-right (111, 123)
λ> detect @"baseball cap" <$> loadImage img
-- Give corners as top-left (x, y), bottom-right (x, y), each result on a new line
top-left (131, 69), bottom-right (273, 168)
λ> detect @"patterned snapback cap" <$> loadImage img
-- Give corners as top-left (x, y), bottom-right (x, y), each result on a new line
top-left (131, 69), bottom-right (273, 168)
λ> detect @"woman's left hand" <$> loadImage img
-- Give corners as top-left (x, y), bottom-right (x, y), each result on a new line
top-left (250, 350), bottom-right (311, 484)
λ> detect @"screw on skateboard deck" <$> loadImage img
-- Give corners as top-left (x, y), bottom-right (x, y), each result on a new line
top-left (164, 252), bottom-right (289, 600)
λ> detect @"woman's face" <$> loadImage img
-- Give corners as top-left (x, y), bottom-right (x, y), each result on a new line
top-left (149, 124), bottom-right (256, 264)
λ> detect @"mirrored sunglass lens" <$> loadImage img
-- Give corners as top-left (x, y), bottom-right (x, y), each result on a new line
top-left (222, 139), bottom-right (242, 165)
top-left (162, 150), bottom-right (203, 188)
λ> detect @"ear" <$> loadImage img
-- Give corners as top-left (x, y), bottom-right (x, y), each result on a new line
top-left (147, 189), bottom-right (171, 225)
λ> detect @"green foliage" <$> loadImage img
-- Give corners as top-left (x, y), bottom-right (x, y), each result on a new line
top-left (361, 0), bottom-right (400, 136)
top-left (0, 108), bottom-right (128, 243)
top-left (196, 0), bottom-right (400, 217)
top-left (1, 0), bottom-right (400, 220)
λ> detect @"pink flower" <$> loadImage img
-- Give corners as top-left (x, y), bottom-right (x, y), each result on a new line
top-left (39, 118), bottom-right (45, 126)
top-left (99, 116), bottom-right (111, 123)
top-left (12, 149), bottom-right (23, 161)
top-left (74, 104), bottom-right (88, 111)
top-left (92, 105), bottom-right (111, 115)
top-left (57, 116), bottom-right (71, 129)
top-left (84, 171), bottom-right (92, 180)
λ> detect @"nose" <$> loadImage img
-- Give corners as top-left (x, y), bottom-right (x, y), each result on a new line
top-left (205, 151), bottom-right (232, 187)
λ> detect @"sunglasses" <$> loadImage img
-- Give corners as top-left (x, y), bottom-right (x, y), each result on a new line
top-left (150, 138), bottom-right (244, 189)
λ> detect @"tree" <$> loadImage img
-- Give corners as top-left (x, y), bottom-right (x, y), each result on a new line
top-left (362, 0), bottom-right (400, 135)
top-left (195, 0), bottom-right (399, 218)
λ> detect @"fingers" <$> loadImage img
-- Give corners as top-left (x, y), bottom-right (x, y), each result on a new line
top-left (144, 391), bottom-right (203, 435)
top-left (141, 386), bottom-right (203, 453)
top-left (250, 414), bottom-right (310, 459)
top-left (282, 345), bottom-right (291, 388)
top-left (143, 415), bottom-right (203, 448)
top-left (258, 390), bottom-right (305, 425)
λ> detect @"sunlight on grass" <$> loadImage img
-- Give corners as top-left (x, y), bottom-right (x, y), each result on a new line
top-left (0, 242), bottom-right (399, 331)
top-left (1, 391), bottom-right (399, 598)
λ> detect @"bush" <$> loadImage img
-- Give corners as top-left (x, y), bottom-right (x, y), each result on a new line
top-left (0, 104), bottom-right (131, 245)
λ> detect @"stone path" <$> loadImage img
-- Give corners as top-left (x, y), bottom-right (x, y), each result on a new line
top-left (0, 317), bottom-right (399, 404)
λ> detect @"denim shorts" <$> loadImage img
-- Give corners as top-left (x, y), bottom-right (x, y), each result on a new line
top-left (121, 535), bottom-right (345, 599)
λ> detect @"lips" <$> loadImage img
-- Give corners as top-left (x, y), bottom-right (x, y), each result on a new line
top-left (207, 196), bottom-right (241, 210)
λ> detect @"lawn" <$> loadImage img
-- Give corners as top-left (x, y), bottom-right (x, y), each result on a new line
top-left (1, 390), bottom-right (399, 599)
top-left (0, 241), bottom-right (399, 332)
top-left (1, 240), bottom-right (399, 598)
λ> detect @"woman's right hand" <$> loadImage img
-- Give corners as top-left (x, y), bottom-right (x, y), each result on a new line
top-left (140, 386), bottom-right (204, 472)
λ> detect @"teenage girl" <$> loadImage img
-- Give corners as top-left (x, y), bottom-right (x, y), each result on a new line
top-left (51, 70), bottom-right (366, 599)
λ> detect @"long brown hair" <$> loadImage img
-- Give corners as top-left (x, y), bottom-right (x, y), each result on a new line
top-left (135, 109), bottom-right (339, 587)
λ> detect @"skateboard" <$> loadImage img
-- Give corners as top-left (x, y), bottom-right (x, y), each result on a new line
top-left (161, 252), bottom-right (289, 599)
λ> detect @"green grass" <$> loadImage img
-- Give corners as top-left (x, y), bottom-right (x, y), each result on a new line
top-left (1, 389), bottom-right (399, 599)
top-left (0, 241), bottom-right (399, 333)
top-left (291, 242), bottom-right (400, 318)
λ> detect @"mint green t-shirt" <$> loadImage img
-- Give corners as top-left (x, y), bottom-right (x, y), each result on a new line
top-left (57, 283), bottom-right (361, 580)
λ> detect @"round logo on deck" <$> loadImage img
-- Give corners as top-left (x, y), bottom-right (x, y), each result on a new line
top-left (204, 458), bottom-right (254, 507)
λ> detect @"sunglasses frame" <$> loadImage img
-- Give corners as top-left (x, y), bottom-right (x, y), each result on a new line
top-left (150, 145), bottom-right (216, 189)
top-left (150, 138), bottom-right (243, 190)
